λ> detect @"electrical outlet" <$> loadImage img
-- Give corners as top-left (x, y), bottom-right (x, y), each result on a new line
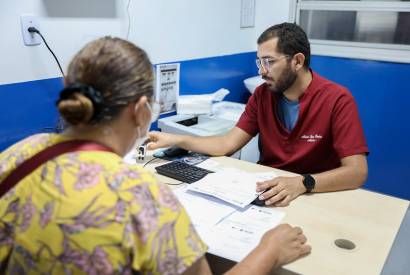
top-left (20, 15), bottom-right (41, 46)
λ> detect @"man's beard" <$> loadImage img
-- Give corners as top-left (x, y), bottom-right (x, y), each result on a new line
top-left (263, 63), bottom-right (297, 94)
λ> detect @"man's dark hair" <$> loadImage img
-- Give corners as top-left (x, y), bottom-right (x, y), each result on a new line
top-left (257, 23), bottom-right (310, 69)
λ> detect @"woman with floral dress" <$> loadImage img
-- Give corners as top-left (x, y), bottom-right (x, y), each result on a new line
top-left (0, 37), bottom-right (310, 274)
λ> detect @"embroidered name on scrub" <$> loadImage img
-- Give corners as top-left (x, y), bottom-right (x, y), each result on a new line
top-left (301, 134), bottom-right (323, 143)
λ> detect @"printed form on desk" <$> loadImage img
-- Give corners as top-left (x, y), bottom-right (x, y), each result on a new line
top-left (200, 205), bottom-right (285, 262)
top-left (173, 168), bottom-right (285, 262)
top-left (187, 167), bottom-right (277, 208)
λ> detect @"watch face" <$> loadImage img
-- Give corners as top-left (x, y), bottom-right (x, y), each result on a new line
top-left (303, 174), bottom-right (315, 191)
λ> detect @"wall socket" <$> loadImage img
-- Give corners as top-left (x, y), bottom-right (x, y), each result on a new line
top-left (20, 15), bottom-right (41, 46)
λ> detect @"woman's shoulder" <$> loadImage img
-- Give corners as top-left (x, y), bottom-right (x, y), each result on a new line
top-left (2, 133), bottom-right (59, 154)
top-left (110, 161), bottom-right (169, 196)
top-left (82, 153), bottom-right (163, 195)
top-left (0, 133), bottom-right (59, 180)
top-left (114, 162), bottom-right (180, 208)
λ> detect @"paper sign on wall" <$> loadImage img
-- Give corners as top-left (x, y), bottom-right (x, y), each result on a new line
top-left (155, 63), bottom-right (180, 114)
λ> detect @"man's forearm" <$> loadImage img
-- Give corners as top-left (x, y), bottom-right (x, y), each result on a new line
top-left (149, 127), bottom-right (251, 157)
top-left (311, 156), bottom-right (368, 192)
top-left (175, 134), bottom-right (232, 156)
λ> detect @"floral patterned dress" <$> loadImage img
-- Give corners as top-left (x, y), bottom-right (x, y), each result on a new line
top-left (0, 134), bottom-right (207, 274)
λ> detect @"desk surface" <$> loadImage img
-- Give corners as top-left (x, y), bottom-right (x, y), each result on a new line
top-left (143, 156), bottom-right (409, 275)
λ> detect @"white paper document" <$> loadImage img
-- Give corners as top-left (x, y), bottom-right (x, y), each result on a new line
top-left (174, 186), bottom-right (237, 228)
top-left (187, 168), bottom-right (277, 208)
top-left (199, 205), bottom-right (285, 262)
top-left (173, 186), bottom-right (285, 262)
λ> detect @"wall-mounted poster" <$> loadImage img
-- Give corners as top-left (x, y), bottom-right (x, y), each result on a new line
top-left (155, 63), bottom-right (180, 114)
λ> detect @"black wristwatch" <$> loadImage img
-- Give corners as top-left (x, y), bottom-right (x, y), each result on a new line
top-left (302, 174), bottom-right (315, 193)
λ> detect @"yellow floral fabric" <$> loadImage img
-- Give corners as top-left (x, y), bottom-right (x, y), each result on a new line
top-left (0, 134), bottom-right (207, 274)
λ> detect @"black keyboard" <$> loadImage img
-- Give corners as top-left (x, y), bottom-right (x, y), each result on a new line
top-left (155, 161), bottom-right (213, 183)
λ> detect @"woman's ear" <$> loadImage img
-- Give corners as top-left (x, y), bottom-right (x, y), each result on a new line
top-left (131, 96), bottom-right (149, 127)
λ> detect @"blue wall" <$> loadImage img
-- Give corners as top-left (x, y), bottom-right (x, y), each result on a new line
top-left (0, 52), bottom-right (257, 150)
top-left (153, 51), bottom-right (257, 129)
top-left (0, 78), bottom-right (63, 150)
top-left (178, 52), bottom-right (257, 102)
top-left (311, 56), bottom-right (410, 200)
top-left (1, 52), bottom-right (409, 201)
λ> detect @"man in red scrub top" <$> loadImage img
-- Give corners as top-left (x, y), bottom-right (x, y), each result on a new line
top-left (148, 23), bottom-right (369, 207)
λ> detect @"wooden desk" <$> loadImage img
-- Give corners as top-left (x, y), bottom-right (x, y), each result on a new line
top-left (143, 156), bottom-right (409, 275)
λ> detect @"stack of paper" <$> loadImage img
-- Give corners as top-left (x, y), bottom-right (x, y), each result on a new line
top-left (177, 88), bottom-right (230, 115)
top-left (174, 186), bottom-right (285, 262)
top-left (187, 168), bottom-right (277, 208)
top-left (174, 186), bottom-right (237, 228)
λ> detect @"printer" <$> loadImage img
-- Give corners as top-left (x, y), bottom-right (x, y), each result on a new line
top-left (157, 101), bottom-right (260, 163)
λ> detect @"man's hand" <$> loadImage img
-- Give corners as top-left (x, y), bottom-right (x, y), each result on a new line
top-left (147, 131), bottom-right (179, 150)
top-left (256, 176), bottom-right (306, 207)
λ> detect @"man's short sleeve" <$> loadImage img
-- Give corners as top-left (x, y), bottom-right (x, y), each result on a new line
top-left (236, 91), bottom-right (260, 137)
top-left (129, 179), bottom-right (207, 274)
top-left (331, 91), bottom-right (369, 158)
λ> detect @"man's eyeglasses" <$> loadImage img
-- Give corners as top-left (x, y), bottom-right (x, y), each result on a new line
top-left (145, 101), bottom-right (160, 123)
top-left (255, 55), bottom-right (290, 71)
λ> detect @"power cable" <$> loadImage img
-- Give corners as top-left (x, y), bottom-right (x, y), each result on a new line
top-left (27, 27), bottom-right (65, 78)
top-left (143, 157), bottom-right (159, 168)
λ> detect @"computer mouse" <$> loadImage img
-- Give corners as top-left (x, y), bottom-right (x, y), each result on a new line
top-left (251, 188), bottom-right (271, 206)
top-left (163, 146), bottom-right (189, 157)
top-left (251, 196), bottom-right (266, 206)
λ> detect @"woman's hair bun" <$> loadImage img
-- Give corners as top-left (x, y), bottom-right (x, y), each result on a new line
top-left (57, 93), bottom-right (94, 125)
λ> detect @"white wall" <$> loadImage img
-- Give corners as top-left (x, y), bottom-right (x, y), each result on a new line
top-left (254, 0), bottom-right (292, 43)
top-left (0, 0), bottom-right (291, 85)
top-left (0, 0), bottom-right (124, 85)
top-left (128, 0), bottom-right (256, 64)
